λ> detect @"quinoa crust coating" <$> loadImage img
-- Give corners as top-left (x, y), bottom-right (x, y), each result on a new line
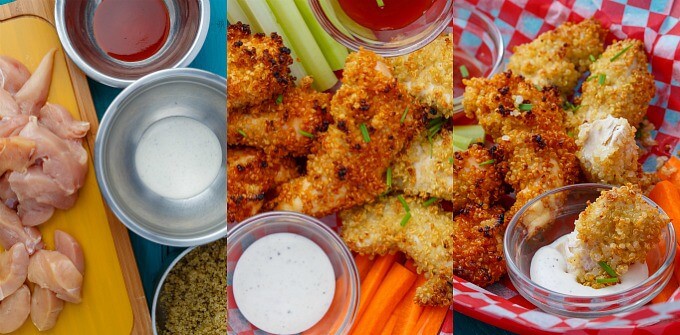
top-left (227, 76), bottom-right (333, 157)
top-left (158, 239), bottom-right (226, 335)
top-left (451, 143), bottom-right (505, 211)
top-left (227, 22), bottom-right (294, 110)
top-left (462, 71), bottom-right (565, 140)
top-left (568, 185), bottom-right (669, 288)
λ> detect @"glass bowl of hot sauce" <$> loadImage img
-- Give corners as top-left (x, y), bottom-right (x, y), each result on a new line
top-left (54, 0), bottom-right (209, 88)
top-left (453, 4), bottom-right (504, 116)
top-left (309, 0), bottom-right (452, 56)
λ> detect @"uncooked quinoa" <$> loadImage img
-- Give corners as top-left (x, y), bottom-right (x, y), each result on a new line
top-left (158, 239), bottom-right (226, 335)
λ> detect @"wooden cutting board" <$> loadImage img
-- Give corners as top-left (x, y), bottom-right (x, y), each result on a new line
top-left (0, 0), bottom-right (152, 333)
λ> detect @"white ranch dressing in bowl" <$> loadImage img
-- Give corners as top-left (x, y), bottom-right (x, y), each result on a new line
top-left (530, 232), bottom-right (649, 296)
top-left (135, 116), bottom-right (222, 199)
top-left (232, 233), bottom-right (336, 334)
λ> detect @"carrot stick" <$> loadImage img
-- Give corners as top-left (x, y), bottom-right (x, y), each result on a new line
top-left (413, 306), bottom-right (449, 335)
top-left (658, 156), bottom-right (680, 180)
top-left (652, 273), bottom-right (679, 304)
top-left (393, 276), bottom-right (427, 335)
top-left (674, 252), bottom-right (680, 286)
top-left (354, 254), bottom-right (374, 281)
top-left (354, 253), bottom-right (397, 322)
top-left (404, 259), bottom-right (418, 273)
top-left (380, 314), bottom-right (397, 335)
top-left (648, 181), bottom-right (680, 242)
top-left (350, 263), bottom-right (417, 335)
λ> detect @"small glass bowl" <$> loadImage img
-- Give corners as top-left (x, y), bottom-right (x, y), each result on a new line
top-left (504, 183), bottom-right (676, 318)
top-left (309, 0), bottom-right (452, 57)
top-left (453, 4), bottom-right (504, 115)
top-left (227, 211), bottom-right (359, 334)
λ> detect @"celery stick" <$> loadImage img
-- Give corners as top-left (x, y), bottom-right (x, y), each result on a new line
top-left (294, 0), bottom-right (348, 70)
top-left (453, 134), bottom-right (472, 152)
top-left (227, 0), bottom-right (249, 25)
top-left (453, 125), bottom-right (485, 143)
top-left (237, 0), bottom-right (307, 84)
top-left (266, 0), bottom-right (338, 91)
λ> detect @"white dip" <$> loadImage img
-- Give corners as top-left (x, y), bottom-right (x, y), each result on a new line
top-left (135, 116), bottom-right (221, 199)
top-left (233, 233), bottom-right (336, 334)
top-left (530, 232), bottom-right (648, 296)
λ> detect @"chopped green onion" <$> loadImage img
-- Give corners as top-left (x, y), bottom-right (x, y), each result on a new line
top-left (459, 65), bottom-right (469, 78)
top-left (449, 157), bottom-right (454, 164)
top-left (596, 277), bottom-right (620, 284)
top-left (238, 129), bottom-right (247, 137)
top-left (400, 107), bottom-right (409, 124)
top-left (360, 123), bottom-right (371, 143)
top-left (598, 261), bottom-right (618, 278)
top-left (567, 130), bottom-right (575, 138)
top-left (598, 73), bottom-right (606, 85)
top-left (423, 197), bottom-right (439, 207)
top-left (397, 195), bottom-right (410, 213)
top-left (276, 94), bottom-right (283, 104)
top-left (386, 167), bottom-right (393, 188)
top-left (589, 54), bottom-right (596, 62)
top-left (479, 159), bottom-right (495, 166)
top-left (518, 103), bottom-right (533, 111)
top-left (610, 44), bottom-right (633, 62)
top-left (298, 129), bottom-right (314, 138)
top-left (376, 0), bottom-right (385, 7)
top-left (400, 212), bottom-right (411, 227)
top-left (586, 75), bottom-right (596, 82)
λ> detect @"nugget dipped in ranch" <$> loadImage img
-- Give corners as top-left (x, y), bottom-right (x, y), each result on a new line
top-left (531, 185), bottom-right (670, 295)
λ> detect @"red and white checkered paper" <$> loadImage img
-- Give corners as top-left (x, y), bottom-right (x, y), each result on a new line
top-left (455, 0), bottom-right (680, 333)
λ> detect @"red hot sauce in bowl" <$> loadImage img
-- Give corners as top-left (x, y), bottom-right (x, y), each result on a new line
top-left (338, 0), bottom-right (434, 31)
top-left (93, 0), bottom-right (170, 62)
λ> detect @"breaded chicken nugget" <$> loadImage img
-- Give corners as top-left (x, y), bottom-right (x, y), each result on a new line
top-left (567, 184), bottom-right (669, 288)
top-left (272, 49), bottom-right (425, 217)
top-left (497, 130), bottom-right (580, 235)
top-left (576, 115), bottom-right (642, 186)
top-left (227, 146), bottom-right (300, 223)
top-left (568, 39), bottom-right (655, 131)
top-left (340, 195), bottom-right (453, 306)
top-left (392, 129), bottom-right (453, 202)
top-left (451, 143), bottom-right (505, 211)
top-left (508, 19), bottom-right (606, 95)
top-left (227, 22), bottom-right (294, 110)
top-left (389, 33), bottom-right (454, 117)
top-left (227, 76), bottom-right (333, 157)
top-left (452, 204), bottom-right (506, 287)
top-left (463, 71), bottom-right (564, 139)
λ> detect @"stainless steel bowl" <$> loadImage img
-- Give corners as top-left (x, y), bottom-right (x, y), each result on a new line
top-left (54, 0), bottom-right (210, 88)
top-left (152, 245), bottom-right (195, 335)
top-left (94, 68), bottom-right (226, 246)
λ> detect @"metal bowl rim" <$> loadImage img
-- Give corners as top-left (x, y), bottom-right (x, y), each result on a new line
top-left (151, 245), bottom-right (197, 335)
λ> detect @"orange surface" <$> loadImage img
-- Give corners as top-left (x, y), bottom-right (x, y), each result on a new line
top-left (0, 16), bottom-right (133, 334)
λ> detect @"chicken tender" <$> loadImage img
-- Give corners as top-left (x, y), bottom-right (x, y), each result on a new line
top-left (272, 49), bottom-right (425, 217)
top-left (463, 71), bottom-right (564, 139)
top-left (227, 147), bottom-right (300, 223)
top-left (392, 129), bottom-right (453, 201)
top-left (340, 195), bottom-right (452, 306)
top-left (568, 39), bottom-right (655, 131)
top-left (451, 143), bottom-right (505, 210)
top-left (227, 77), bottom-right (333, 157)
top-left (508, 19), bottom-right (606, 95)
top-left (567, 185), bottom-right (668, 288)
top-left (576, 116), bottom-right (642, 186)
top-left (452, 204), bottom-right (506, 287)
top-left (496, 130), bottom-right (580, 235)
top-left (227, 22), bottom-right (294, 110)
top-left (389, 33), bottom-right (453, 117)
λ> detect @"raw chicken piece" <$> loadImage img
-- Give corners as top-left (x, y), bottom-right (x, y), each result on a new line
top-left (19, 117), bottom-right (87, 195)
top-left (0, 285), bottom-right (30, 334)
top-left (27, 250), bottom-right (82, 304)
top-left (0, 114), bottom-right (29, 137)
top-left (9, 166), bottom-right (77, 210)
top-left (0, 202), bottom-right (43, 254)
top-left (14, 49), bottom-right (55, 116)
top-left (0, 243), bottom-right (28, 300)
top-left (0, 89), bottom-right (19, 117)
top-left (0, 137), bottom-right (35, 176)
top-left (30, 286), bottom-right (64, 331)
top-left (16, 199), bottom-right (54, 227)
top-left (0, 174), bottom-right (17, 209)
top-left (38, 103), bottom-right (89, 140)
top-left (0, 55), bottom-right (31, 95)
top-left (54, 230), bottom-right (84, 274)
